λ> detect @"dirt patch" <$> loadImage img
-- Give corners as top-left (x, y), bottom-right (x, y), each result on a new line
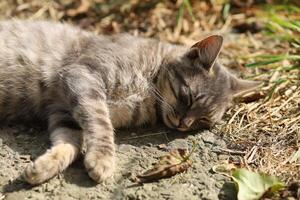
top-left (0, 125), bottom-right (237, 200)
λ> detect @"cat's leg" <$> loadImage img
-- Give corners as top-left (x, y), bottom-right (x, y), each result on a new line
top-left (73, 100), bottom-right (115, 183)
top-left (59, 66), bottom-right (115, 183)
top-left (24, 111), bottom-right (82, 185)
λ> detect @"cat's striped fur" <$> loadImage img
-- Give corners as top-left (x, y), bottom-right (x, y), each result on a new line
top-left (0, 20), bottom-right (259, 184)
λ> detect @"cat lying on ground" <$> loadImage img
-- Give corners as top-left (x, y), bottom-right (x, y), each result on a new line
top-left (0, 20), bottom-right (259, 185)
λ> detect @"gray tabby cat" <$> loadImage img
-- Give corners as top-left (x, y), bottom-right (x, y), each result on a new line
top-left (0, 20), bottom-right (258, 185)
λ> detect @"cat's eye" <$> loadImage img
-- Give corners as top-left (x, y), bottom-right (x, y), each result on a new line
top-left (199, 117), bottom-right (211, 125)
top-left (180, 85), bottom-right (192, 107)
top-left (200, 117), bottom-right (210, 122)
top-left (195, 94), bottom-right (205, 102)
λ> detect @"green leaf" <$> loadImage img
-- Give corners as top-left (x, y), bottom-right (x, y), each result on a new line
top-left (183, 0), bottom-right (196, 22)
top-left (222, 3), bottom-right (230, 20)
top-left (245, 54), bottom-right (300, 68)
top-left (231, 168), bottom-right (284, 200)
top-left (176, 4), bottom-right (184, 25)
top-left (245, 57), bottom-right (284, 68)
top-left (270, 15), bottom-right (300, 33)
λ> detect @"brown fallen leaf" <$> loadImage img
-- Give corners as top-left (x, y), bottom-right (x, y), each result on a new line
top-left (137, 142), bottom-right (196, 182)
top-left (235, 91), bottom-right (265, 103)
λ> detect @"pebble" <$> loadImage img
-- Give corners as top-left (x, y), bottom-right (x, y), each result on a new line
top-left (28, 193), bottom-right (45, 199)
top-left (201, 131), bottom-right (216, 144)
top-left (118, 144), bottom-right (134, 152)
top-left (5, 192), bottom-right (26, 200)
top-left (157, 143), bottom-right (167, 150)
top-left (218, 154), bottom-right (229, 161)
top-left (167, 139), bottom-right (189, 149)
top-left (45, 182), bottom-right (56, 192)
top-left (215, 139), bottom-right (227, 148)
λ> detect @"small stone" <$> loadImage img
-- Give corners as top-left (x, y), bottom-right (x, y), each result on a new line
top-left (215, 139), bottom-right (227, 148)
top-left (157, 144), bottom-right (167, 150)
top-left (28, 193), bottom-right (45, 199)
top-left (201, 131), bottom-right (216, 144)
top-left (5, 192), bottom-right (26, 200)
top-left (0, 151), bottom-right (6, 157)
top-left (45, 183), bottom-right (55, 192)
top-left (118, 144), bottom-right (134, 152)
top-left (145, 143), bottom-right (152, 147)
top-left (218, 154), bottom-right (229, 161)
top-left (167, 139), bottom-right (189, 149)
top-left (33, 186), bottom-right (42, 192)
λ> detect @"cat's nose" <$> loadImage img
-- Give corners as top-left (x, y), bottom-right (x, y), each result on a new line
top-left (178, 117), bottom-right (195, 131)
top-left (182, 117), bottom-right (195, 128)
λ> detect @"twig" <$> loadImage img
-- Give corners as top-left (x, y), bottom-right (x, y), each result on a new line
top-left (182, 140), bottom-right (197, 162)
top-left (245, 145), bottom-right (259, 164)
top-left (270, 90), bottom-right (299, 116)
top-left (228, 107), bottom-right (244, 125)
top-left (120, 131), bottom-right (170, 141)
top-left (212, 147), bottom-right (246, 155)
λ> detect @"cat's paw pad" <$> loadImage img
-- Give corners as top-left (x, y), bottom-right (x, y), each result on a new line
top-left (84, 152), bottom-right (115, 183)
top-left (23, 155), bottom-right (58, 185)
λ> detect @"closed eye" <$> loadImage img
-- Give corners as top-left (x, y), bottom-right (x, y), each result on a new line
top-left (195, 94), bottom-right (206, 102)
top-left (179, 85), bottom-right (193, 108)
top-left (199, 117), bottom-right (211, 123)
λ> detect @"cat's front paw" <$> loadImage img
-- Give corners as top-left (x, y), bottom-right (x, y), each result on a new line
top-left (84, 151), bottom-right (115, 183)
top-left (23, 155), bottom-right (59, 185)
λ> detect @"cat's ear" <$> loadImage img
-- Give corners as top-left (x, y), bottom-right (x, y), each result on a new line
top-left (230, 77), bottom-right (261, 96)
top-left (187, 35), bottom-right (223, 71)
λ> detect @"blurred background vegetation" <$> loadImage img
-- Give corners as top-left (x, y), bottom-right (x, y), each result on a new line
top-left (0, 1), bottom-right (299, 68)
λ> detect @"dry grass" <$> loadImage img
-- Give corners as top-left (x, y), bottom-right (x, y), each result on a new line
top-left (0, 0), bottom-right (299, 184)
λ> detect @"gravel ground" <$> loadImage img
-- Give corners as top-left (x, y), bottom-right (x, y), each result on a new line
top-left (0, 125), bottom-right (236, 200)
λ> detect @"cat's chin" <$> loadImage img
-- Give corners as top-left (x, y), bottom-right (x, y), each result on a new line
top-left (176, 127), bottom-right (190, 132)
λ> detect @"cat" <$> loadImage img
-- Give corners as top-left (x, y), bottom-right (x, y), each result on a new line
top-left (0, 20), bottom-right (259, 185)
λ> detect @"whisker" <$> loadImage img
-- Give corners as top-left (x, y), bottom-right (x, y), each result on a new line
top-left (148, 83), bottom-right (175, 115)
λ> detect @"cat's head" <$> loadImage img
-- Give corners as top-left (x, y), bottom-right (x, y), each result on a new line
top-left (157, 35), bottom-right (260, 132)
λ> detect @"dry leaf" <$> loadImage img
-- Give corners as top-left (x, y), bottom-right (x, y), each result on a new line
top-left (235, 91), bottom-right (265, 103)
top-left (137, 143), bottom-right (196, 182)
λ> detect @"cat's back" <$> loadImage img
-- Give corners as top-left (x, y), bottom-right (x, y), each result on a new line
top-left (0, 21), bottom-right (92, 121)
top-left (0, 20), bottom-right (170, 125)
top-left (0, 20), bottom-right (90, 68)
